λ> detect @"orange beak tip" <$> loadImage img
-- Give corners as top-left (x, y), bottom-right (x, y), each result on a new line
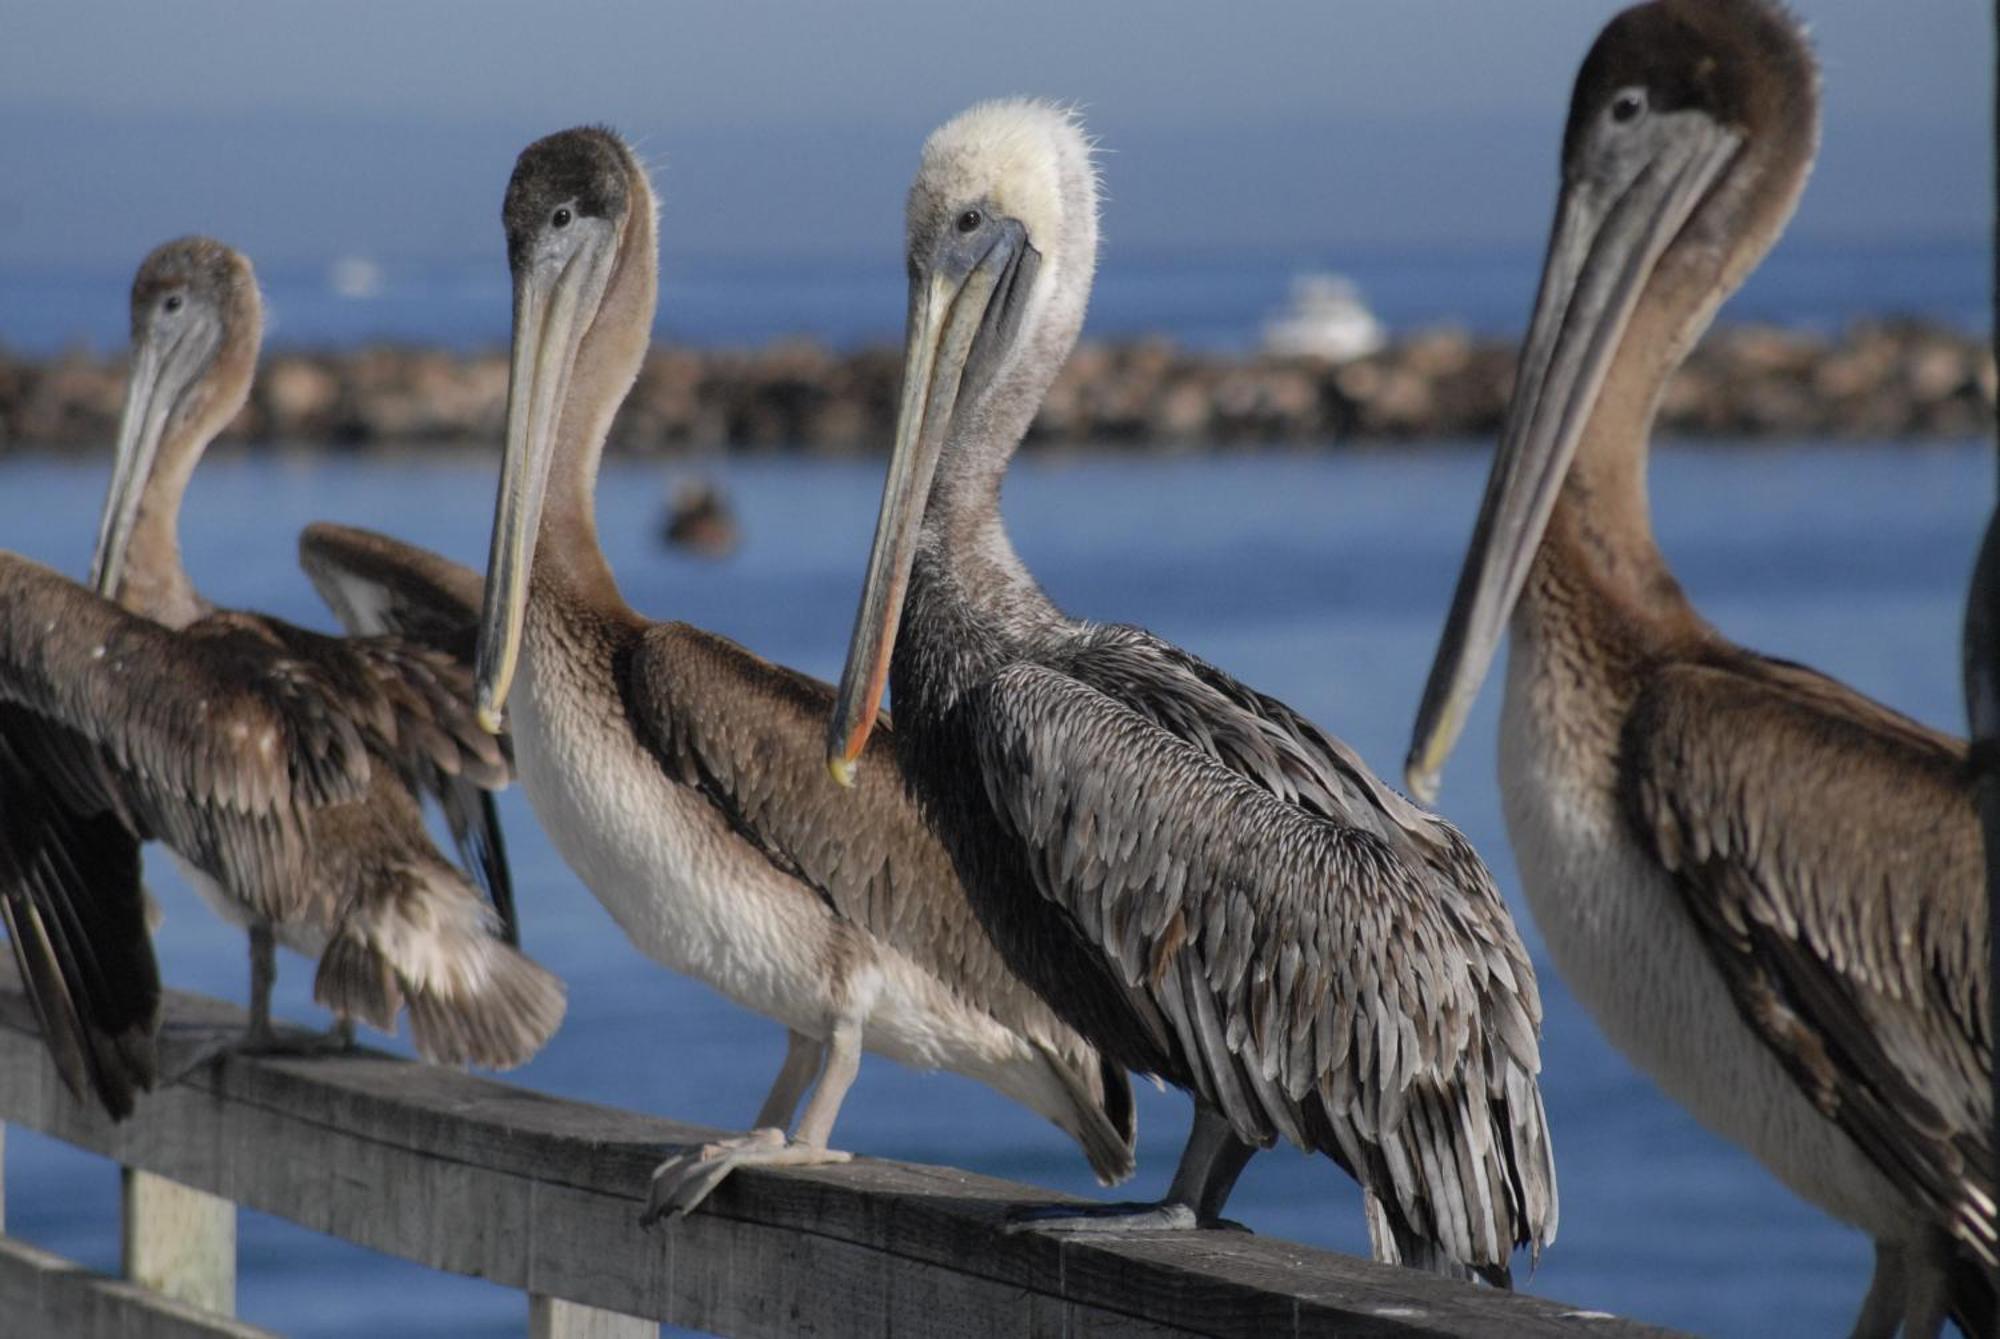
top-left (828, 755), bottom-right (859, 789)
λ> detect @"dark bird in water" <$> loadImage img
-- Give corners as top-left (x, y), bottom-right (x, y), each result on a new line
top-left (456, 126), bottom-right (1134, 1219)
top-left (660, 478), bottom-right (740, 559)
top-left (826, 99), bottom-right (1556, 1284)
top-left (1404, 4), bottom-right (1993, 1333)
top-left (0, 239), bottom-right (564, 1122)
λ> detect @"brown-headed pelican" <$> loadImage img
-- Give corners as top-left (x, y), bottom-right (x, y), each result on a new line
top-left (825, 99), bottom-right (1555, 1283)
top-left (0, 239), bottom-right (563, 1114)
top-left (465, 127), bottom-right (1134, 1219)
top-left (1403, 3), bottom-right (1994, 1332)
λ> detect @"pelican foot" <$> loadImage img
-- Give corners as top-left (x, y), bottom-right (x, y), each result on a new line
top-left (641, 1127), bottom-right (852, 1226)
top-left (1003, 1201), bottom-right (1246, 1235)
top-left (155, 1024), bottom-right (243, 1085)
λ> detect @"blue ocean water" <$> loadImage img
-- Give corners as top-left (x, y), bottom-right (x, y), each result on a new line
top-left (0, 235), bottom-right (1987, 357)
top-left (0, 441), bottom-right (1988, 1337)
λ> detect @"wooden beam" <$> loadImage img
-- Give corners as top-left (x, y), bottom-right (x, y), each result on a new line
top-left (529, 1293), bottom-right (658, 1339)
top-left (0, 963), bottom-right (1678, 1338)
top-left (123, 1168), bottom-right (236, 1316)
top-left (0, 1234), bottom-right (272, 1339)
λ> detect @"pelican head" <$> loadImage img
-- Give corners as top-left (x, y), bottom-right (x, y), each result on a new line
top-left (827, 99), bottom-right (1098, 782)
top-left (91, 237), bottom-right (261, 597)
top-left (474, 126), bottom-right (657, 733)
top-left (1405, 0), bottom-right (1817, 802)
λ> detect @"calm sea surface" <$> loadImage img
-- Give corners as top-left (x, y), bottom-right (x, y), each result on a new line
top-left (0, 235), bottom-right (1986, 355)
top-left (0, 442), bottom-right (1987, 1337)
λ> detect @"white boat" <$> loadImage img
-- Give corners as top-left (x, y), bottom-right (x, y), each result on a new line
top-left (327, 256), bottom-right (385, 301)
top-left (1260, 274), bottom-right (1386, 362)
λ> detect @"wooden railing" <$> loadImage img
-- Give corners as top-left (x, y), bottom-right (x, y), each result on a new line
top-left (0, 961), bottom-right (1675, 1338)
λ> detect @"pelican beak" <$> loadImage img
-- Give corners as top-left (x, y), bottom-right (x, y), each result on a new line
top-left (1405, 120), bottom-right (1741, 802)
top-left (92, 303), bottom-right (230, 603)
top-left (474, 230), bottom-right (621, 733)
top-left (826, 220), bottom-right (1033, 784)
top-left (90, 340), bottom-right (170, 597)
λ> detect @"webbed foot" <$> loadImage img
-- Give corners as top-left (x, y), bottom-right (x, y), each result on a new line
top-left (641, 1127), bottom-right (852, 1225)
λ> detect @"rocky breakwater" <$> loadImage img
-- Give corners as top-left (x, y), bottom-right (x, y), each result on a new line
top-left (0, 320), bottom-right (1989, 455)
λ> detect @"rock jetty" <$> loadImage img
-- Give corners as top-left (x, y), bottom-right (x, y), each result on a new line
top-left (0, 320), bottom-right (1989, 455)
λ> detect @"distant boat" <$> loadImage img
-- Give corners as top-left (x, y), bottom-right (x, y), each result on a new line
top-left (1260, 273), bottom-right (1386, 362)
top-left (327, 256), bottom-right (385, 301)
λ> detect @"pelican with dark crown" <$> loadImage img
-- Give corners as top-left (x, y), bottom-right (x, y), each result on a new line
top-left (465, 126), bottom-right (1136, 1219)
top-left (0, 238), bottom-right (564, 1119)
top-left (826, 99), bottom-right (1555, 1283)
top-left (1404, 3), bottom-right (1993, 1332)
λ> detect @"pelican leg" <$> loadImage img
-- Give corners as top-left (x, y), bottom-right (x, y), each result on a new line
top-left (752, 1029), bottom-right (828, 1131)
top-left (642, 1019), bottom-right (857, 1226)
top-left (247, 922), bottom-right (279, 1047)
top-left (1005, 1102), bottom-right (1255, 1234)
top-left (238, 924), bottom-right (354, 1057)
top-left (1846, 1238), bottom-right (1906, 1339)
top-left (1895, 1232), bottom-right (1952, 1339)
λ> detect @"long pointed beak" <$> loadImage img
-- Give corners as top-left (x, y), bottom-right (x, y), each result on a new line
top-left (825, 245), bottom-right (1013, 784)
top-left (1404, 124), bottom-right (1742, 802)
top-left (473, 240), bottom-right (617, 733)
top-left (89, 337), bottom-right (175, 597)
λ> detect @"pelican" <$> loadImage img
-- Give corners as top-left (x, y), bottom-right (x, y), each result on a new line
top-left (297, 521), bottom-right (518, 948)
top-left (467, 126), bottom-right (1135, 1219)
top-left (0, 238), bottom-right (564, 1119)
top-left (825, 100), bottom-right (1555, 1283)
top-left (1403, 3), bottom-right (1993, 1332)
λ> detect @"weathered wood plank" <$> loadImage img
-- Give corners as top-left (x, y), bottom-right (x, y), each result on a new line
top-left (0, 1234), bottom-right (273, 1339)
top-left (123, 1168), bottom-right (236, 1315)
top-left (0, 964), bottom-right (1677, 1338)
top-left (529, 1293), bottom-right (658, 1339)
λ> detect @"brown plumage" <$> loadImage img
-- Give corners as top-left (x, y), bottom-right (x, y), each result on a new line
top-left (298, 522), bottom-right (516, 944)
top-left (1405, 4), bottom-right (1991, 1333)
top-left (0, 705), bottom-right (157, 1117)
top-left (0, 240), bottom-right (563, 1111)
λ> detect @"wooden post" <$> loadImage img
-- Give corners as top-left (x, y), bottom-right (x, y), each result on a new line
top-left (529, 1294), bottom-right (657, 1339)
top-left (122, 1167), bottom-right (236, 1315)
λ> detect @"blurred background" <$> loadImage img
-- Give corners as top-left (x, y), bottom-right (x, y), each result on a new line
top-left (0, 3), bottom-right (1992, 1337)
top-left (0, 0), bottom-right (1988, 351)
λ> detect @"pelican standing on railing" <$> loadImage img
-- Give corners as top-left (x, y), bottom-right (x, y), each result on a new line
top-left (1403, 3), bottom-right (1993, 1332)
top-left (0, 239), bottom-right (564, 1118)
top-left (825, 100), bottom-right (1555, 1283)
top-left (467, 127), bottom-right (1136, 1219)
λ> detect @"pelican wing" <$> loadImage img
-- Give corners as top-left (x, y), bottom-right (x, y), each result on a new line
top-left (629, 623), bottom-right (1098, 1029)
top-left (225, 613), bottom-right (508, 795)
top-left (1626, 653), bottom-right (1994, 1263)
top-left (1061, 625), bottom-right (1442, 841)
top-left (0, 713), bottom-right (159, 1118)
top-left (0, 553), bottom-right (374, 825)
top-left (296, 523), bottom-right (517, 942)
top-left (0, 552), bottom-right (493, 923)
top-left (627, 621), bottom-right (1135, 1177)
top-left (969, 662), bottom-right (1555, 1269)
top-left (299, 522), bottom-right (483, 661)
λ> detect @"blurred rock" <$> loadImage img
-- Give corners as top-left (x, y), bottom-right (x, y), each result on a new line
top-left (0, 319), bottom-right (1989, 456)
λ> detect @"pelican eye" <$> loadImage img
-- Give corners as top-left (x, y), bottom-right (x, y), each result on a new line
top-left (552, 206), bottom-right (573, 229)
top-left (163, 294), bottom-right (184, 314)
top-left (956, 209), bottom-right (983, 234)
top-left (1611, 90), bottom-right (1646, 124)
